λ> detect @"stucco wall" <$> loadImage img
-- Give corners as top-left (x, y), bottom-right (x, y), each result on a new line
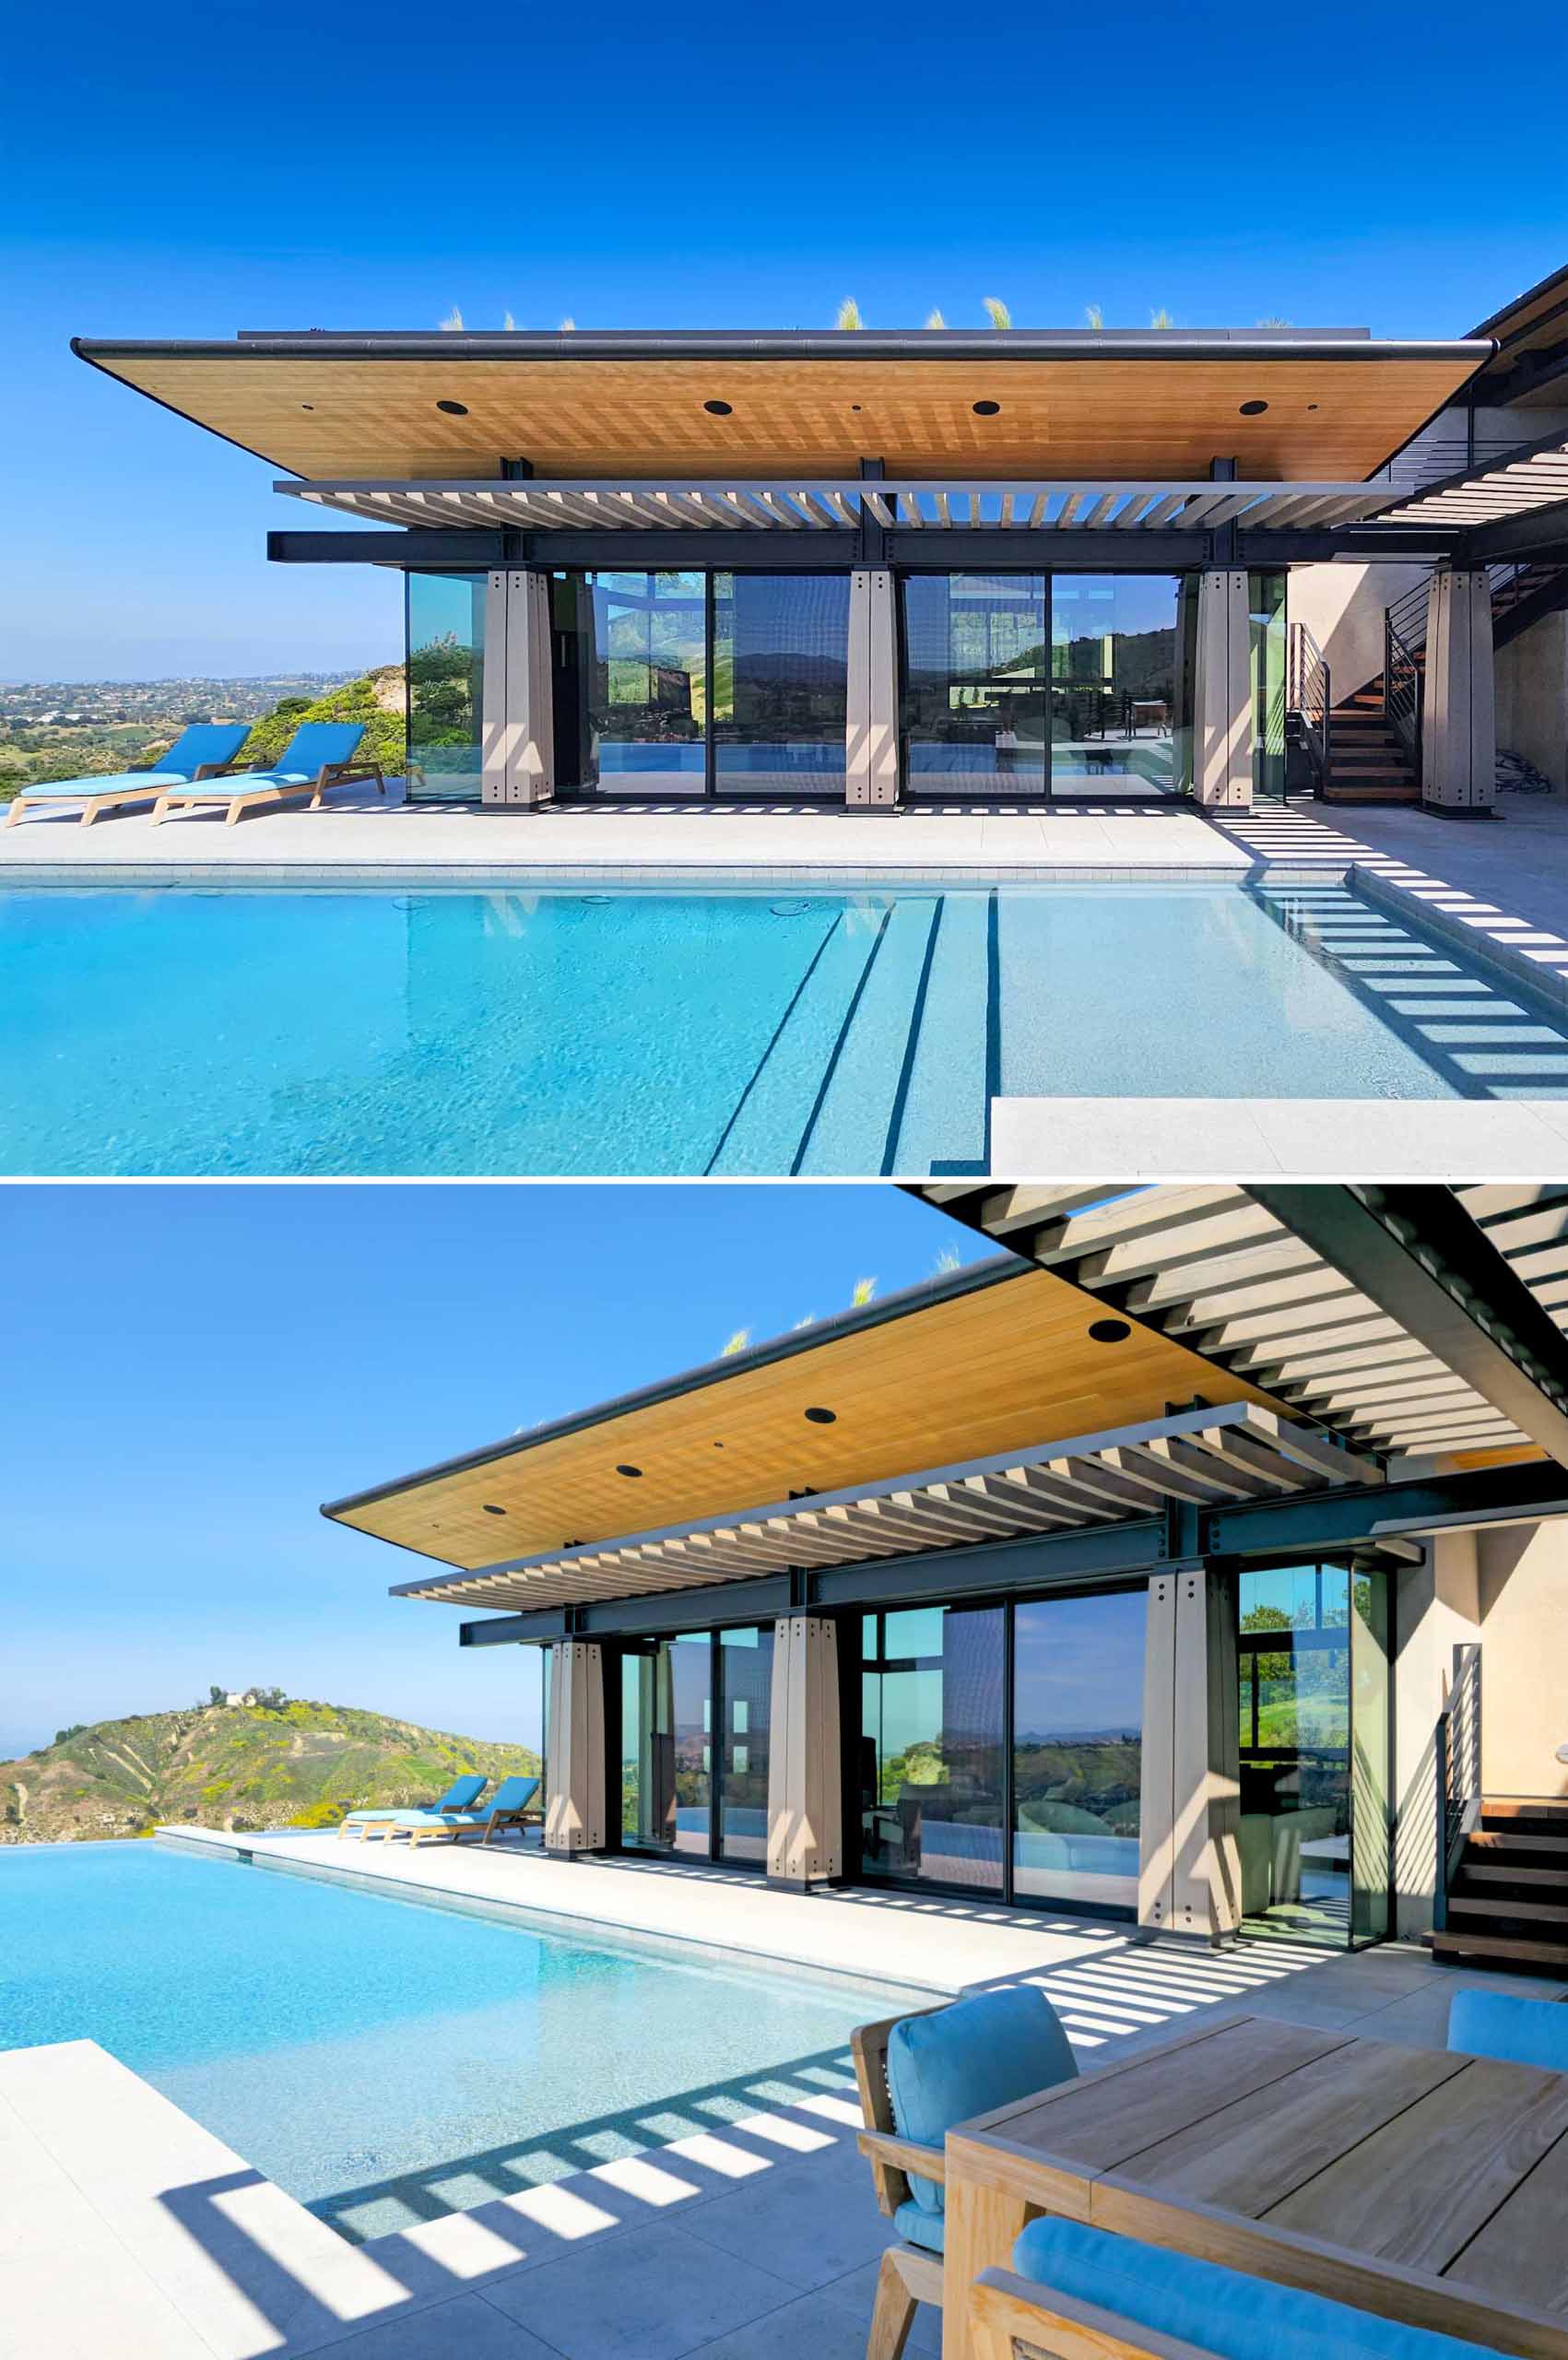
top-left (1287, 561), bottom-right (1432, 704)
top-left (1496, 609), bottom-right (1568, 791)
top-left (1391, 1533), bottom-right (1480, 1940)
top-left (1476, 1517), bottom-right (1568, 1796)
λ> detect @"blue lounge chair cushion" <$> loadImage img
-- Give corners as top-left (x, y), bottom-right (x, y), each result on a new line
top-left (1011, 2219), bottom-right (1508, 2360)
top-left (438, 1776), bottom-right (541, 1828)
top-left (886, 1985), bottom-right (1077, 2216)
top-left (344, 1774), bottom-right (486, 1823)
top-left (1448, 1988), bottom-right (1568, 2071)
top-left (170, 722), bottom-right (369, 796)
top-left (894, 2199), bottom-right (944, 2255)
top-left (18, 723), bottom-right (250, 796)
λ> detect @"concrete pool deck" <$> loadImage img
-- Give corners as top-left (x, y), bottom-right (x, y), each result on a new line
top-left (6, 1858), bottom-right (1563, 2360)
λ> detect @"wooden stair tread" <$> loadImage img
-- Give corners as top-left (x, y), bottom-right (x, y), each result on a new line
top-left (1426, 1928), bottom-right (1568, 1968)
top-left (1483, 1798), bottom-right (1568, 1820)
top-left (1462, 1863), bottom-right (1568, 1888)
top-left (1448, 1896), bottom-right (1568, 1925)
top-left (1467, 1831), bottom-right (1568, 1855)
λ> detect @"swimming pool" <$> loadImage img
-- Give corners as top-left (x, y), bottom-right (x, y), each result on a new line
top-left (6, 873), bottom-right (1567, 1174)
top-left (0, 1841), bottom-right (923, 2242)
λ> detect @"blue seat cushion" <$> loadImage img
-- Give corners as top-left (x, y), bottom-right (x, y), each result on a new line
top-left (1448, 1988), bottom-right (1568, 2072)
top-left (1012, 2219), bottom-right (1507, 2360)
top-left (893, 2198), bottom-right (944, 2255)
top-left (20, 772), bottom-right (182, 797)
top-left (886, 1986), bottom-right (1077, 2213)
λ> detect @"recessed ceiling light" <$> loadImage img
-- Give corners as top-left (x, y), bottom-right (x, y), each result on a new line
top-left (972, 399), bottom-right (1001, 417)
top-left (482, 1504), bottom-right (507, 1516)
top-left (616, 1462), bottom-right (643, 1478)
top-left (1088, 1318), bottom-right (1132, 1344)
top-left (1239, 399), bottom-right (1268, 416)
top-left (804, 1406), bottom-right (837, 1425)
top-left (436, 398), bottom-right (469, 416)
top-left (703, 398), bottom-right (733, 416)
top-left (300, 402), bottom-right (315, 411)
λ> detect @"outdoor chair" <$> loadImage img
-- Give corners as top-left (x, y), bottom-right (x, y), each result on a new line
top-left (412, 1773), bottom-right (543, 1848)
top-left (853, 1985), bottom-right (1078, 2360)
top-left (6, 724), bottom-right (251, 827)
top-left (149, 721), bottom-right (383, 825)
top-left (970, 2218), bottom-right (1511, 2360)
top-left (338, 1774), bottom-right (487, 1840)
top-left (1447, 1987), bottom-right (1568, 2071)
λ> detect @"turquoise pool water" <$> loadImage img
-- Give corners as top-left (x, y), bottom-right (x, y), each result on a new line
top-left (0, 1841), bottom-right (920, 2241)
top-left (5, 876), bottom-right (1566, 1174)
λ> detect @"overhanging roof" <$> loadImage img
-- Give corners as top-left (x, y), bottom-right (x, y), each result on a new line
top-left (390, 1402), bottom-right (1378, 1613)
top-left (917, 1185), bottom-right (1568, 1465)
top-left (74, 330), bottom-right (1490, 483)
top-left (1468, 263), bottom-right (1568, 398)
top-left (323, 1251), bottom-right (1281, 1576)
top-left (1370, 419), bottom-right (1568, 534)
top-left (281, 476), bottom-right (1394, 537)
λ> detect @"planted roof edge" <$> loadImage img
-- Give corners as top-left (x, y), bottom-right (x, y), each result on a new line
top-left (72, 328), bottom-right (1499, 366)
top-left (319, 1247), bottom-right (1026, 1524)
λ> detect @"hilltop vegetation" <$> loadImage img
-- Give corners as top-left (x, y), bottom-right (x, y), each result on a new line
top-left (0, 1693), bottom-right (539, 1845)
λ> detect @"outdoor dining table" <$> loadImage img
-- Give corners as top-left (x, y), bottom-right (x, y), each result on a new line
top-left (940, 2012), bottom-right (1568, 2360)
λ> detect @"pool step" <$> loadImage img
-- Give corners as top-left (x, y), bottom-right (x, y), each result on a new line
top-left (704, 907), bottom-right (882, 1174)
top-left (796, 898), bottom-right (943, 1174)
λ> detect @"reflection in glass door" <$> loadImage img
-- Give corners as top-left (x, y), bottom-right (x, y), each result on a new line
top-left (585, 572), bottom-right (708, 795)
top-left (619, 1627), bottom-right (772, 1863)
top-left (859, 1605), bottom-right (1007, 1888)
top-left (1050, 575), bottom-right (1192, 797)
top-left (900, 575), bottom-right (1048, 796)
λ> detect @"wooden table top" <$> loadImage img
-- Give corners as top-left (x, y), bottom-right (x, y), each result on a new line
top-left (945, 2013), bottom-right (1568, 2359)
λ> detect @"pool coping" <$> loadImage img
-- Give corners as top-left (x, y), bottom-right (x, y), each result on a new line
top-left (2, 859), bottom-right (1271, 890)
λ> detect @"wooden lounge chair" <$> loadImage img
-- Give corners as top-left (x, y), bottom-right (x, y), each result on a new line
top-left (405, 1775), bottom-right (541, 1848)
top-left (150, 721), bottom-right (383, 826)
top-left (969, 2220), bottom-right (1512, 2359)
top-left (854, 1988), bottom-right (1079, 2360)
top-left (338, 1774), bottom-right (487, 1840)
top-left (6, 724), bottom-right (251, 827)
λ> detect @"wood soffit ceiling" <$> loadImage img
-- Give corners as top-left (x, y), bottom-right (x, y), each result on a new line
top-left (76, 349), bottom-right (1488, 484)
top-left (324, 1265), bottom-right (1282, 1577)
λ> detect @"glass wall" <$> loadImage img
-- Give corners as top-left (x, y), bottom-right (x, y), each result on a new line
top-left (619, 1626), bottom-right (772, 1863)
top-left (713, 573), bottom-right (850, 794)
top-left (859, 1604), bottom-right (1008, 1891)
top-left (1250, 572), bottom-right (1288, 801)
top-left (1235, 1562), bottom-right (1390, 1947)
top-left (551, 572), bottom-right (850, 796)
top-left (1012, 1591), bottom-right (1145, 1909)
top-left (901, 574), bottom-right (1048, 796)
top-left (406, 572), bottom-right (486, 801)
top-left (1049, 574), bottom-right (1193, 797)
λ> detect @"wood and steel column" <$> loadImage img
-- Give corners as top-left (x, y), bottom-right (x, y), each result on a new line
top-left (1421, 568), bottom-right (1496, 816)
top-left (544, 1640), bottom-right (607, 1855)
top-left (845, 569), bottom-right (899, 806)
top-left (481, 571), bottom-right (556, 806)
top-left (1193, 569), bottom-right (1253, 808)
top-left (767, 1614), bottom-right (843, 1886)
top-left (1138, 1566), bottom-right (1243, 1941)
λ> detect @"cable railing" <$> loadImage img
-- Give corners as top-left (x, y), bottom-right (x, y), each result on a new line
top-left (1385, 603), bottom-right (1423, 783)
top-left (1432, 1641), bottom-right (1482, 1933)
top-left (1287, 620), bottom-right (1331, 795)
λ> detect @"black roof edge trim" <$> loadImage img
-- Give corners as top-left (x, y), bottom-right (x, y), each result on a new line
top-left (321, 1249), bottom-right (1023, 1525)
top-left (71, 332), bottom-right (1498, 368)
top-left (1468, 263), bottom-right (1568, 347)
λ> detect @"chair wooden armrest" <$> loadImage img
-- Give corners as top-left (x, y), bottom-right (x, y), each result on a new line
top-left (852, 2004), bottom-right (950, 2216)
top-left (969, 2268), bottom-right (1216, 2360)
top-left (855, 2128), bottom-right (945, 2184)
top-left (193, 760), bottom-right (252, 780)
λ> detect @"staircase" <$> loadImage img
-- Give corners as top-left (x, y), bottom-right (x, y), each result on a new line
top-left (1309, 562), bottom-right (1568, 808)
top-left (1427, 1800), bottom-right (1568, 1973)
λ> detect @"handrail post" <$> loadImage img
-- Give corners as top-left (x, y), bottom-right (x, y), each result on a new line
top-left (1433, 1705), bottom-right (1450, 1933)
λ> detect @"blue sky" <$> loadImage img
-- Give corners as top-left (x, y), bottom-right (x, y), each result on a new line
top-left (0, 1184), bottom-right (988, 1758)
top-left (5, 0), bottom-right (1566, 678)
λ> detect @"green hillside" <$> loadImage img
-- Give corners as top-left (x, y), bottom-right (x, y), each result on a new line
top-left (0, 1693), bottom-right (538, 1845)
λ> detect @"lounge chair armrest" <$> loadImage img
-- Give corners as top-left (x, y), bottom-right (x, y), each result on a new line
top-left (970, 2269), bottom-right (1214, 2360)
top-left (856, 2129), bottom-right (945, 2183)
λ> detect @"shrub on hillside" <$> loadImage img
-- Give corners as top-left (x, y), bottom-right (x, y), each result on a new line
top-left (240, 674), bottom-right (406, 775)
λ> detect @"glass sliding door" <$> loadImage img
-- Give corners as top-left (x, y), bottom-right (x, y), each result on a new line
top-left (1012, 1591), bottom-right (1145, 1909)
top-left (712, 573), bottom-right (850, 796)
top-left (586, 572), bottom-right (707, 795)
top-left (1250, 572), bottom-right (1288, 801)
top-left (1236, 1564), bottom-right (1364, 1945)
top-left (1049, 574), bottom-right (1192, 798)
top-left (901, 574), bottom-right (1048, 796)
top-left (406, 572), bottom-right (487, 802)
top-left (1350, 1569), bottom-right (1392, 1944)
top-left (858, 1604), bottom-right (1007, 1890)
top-left (717, 1624), bottom-right (773, 1860)
top-left (619, 1626), bottom-right (772, 1865)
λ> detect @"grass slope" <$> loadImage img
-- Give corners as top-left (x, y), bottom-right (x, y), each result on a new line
top-left (0, 1696), bottom-right (538, 1844)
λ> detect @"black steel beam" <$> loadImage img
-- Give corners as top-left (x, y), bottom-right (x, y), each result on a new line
top-left (1457, 502), bottom-right (1568, 565)
top-left (1247, 1185), bottom-right (1568, 1468)
top-left (1209, 1457), bottom-right (1568, 1559)
top-left (461, 1571), bottom-right (795, 1646)
top-left (267, 528), bottom-right (506, 568)
top-left (886, 530), bottom-right (1205, 570)
top-left (1236, 528), bottom-right (1465, 561)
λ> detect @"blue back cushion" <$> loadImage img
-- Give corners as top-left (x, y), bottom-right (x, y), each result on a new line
top-left (438, 1775), bottom-right (488, 1811)
top-left (485, 1776), bottom-right (538, 1813)
top-left (276, 722), bottom-right (366, 775)
top-left (887, 1985), bottom-right (1077, 2214)
top-left (153, 723), bottom-right (250, 779)
top-left (1448, 1988), bottom-right (1568, 2073)
top-left (1012, 2219), bottom-right (1507, 2360)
